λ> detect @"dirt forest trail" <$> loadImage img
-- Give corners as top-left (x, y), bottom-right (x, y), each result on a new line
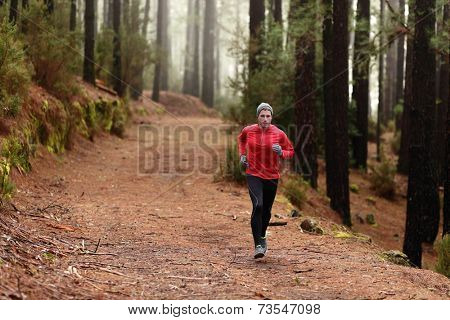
top-left (3, 100), bottom-right (450, 300)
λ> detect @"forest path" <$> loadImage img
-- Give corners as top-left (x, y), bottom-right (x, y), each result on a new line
top-left (4, 105), bottom-right (449, 300)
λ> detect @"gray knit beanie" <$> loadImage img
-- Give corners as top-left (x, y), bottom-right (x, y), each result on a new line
top-left (256, 102), bottom-right (273, 116)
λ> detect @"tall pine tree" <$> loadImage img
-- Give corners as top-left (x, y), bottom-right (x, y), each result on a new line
top-left (329, 0), bottom-right (351, 226)
top-left (83, 0), bottom-right (96, 85)
top-left (403, 0), bottom-right (439, 267)
top-left (201, 0), bottom-right (216, 107)
top-left (292, 0), bottom-right (318, 188)
top-left (112, 0), bottom-right (123, 96)
top-left (351, 0), bottom-right (370, 169)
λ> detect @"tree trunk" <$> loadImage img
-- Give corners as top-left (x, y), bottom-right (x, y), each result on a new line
top-left (128, 0), bottom-right (142, 99)
top-left (249, 0), bottom-right (265, 74)
top-left (45, 0), bottom-right (54, 14)
top-left (160, 0), bottom-right (170, 91)
top-left (403, 0), bottom-right (439, 267)
top-left (201, 0), bottom-right (215, 107)
top-left (112, 0), bottom-right (123, 96)
top-left (94, 0), bottom-right (98, 39)
top-left (329, 0), bottom-right (351, 226)
top-left (435, 5), bottom-right (449, 186)
top-left (271, 0), bottom-right (282, 24)
top-left (70, 0), bottom-right (77, 31)
top-left (215, 15), bottom-right (221, 97)
top-left (142, 0), bottom-right (150, 37)
top-left (445, 103), bottom-right (450, 236)
top-left (384, 39), bottom-right (397, 125)
top-left (103, 0), bottom-right (108, 27)
top-left (134, 0), bottom-right (150, 98)
top-left (395, 0), bottom-right (406, 130)
top-left (191, 0), bottom-right (200, 97)
top-left (398, 0), bottom-right (414, 174)
top-left (270, 0), bottom-right (283, 49)
top-left (123, 0), bottom-right (130, 31)
top-left (83, 0), bottom-right (96, 85)
top-left (77, 0), bottom-right (83, 24)
top-left (248, 0), bottom-right (265, 114)
top-left (9, 0), bottom-right (19, 24)
top-left (377, 0), bottom-right (385, 162)
top-left (121, 0), bottom-right (130, 96)
top-left (351, 0), bottom-right (370, 170)
top-left (107, 0), bottom-right (114, 29)
top-left (152, 0), bottom-right (164, 102)
top-left (183, 0), bottom-right (195, 95)
top-left (383, 0), bottom-right (399, 125)
top-left (130, 0), bottom-right (139, 36)
top-left (291, 0), bottom-right (317, 188)
top-left (443, 4), bottom-right (450, 237)
top-left (323, 0), bottom-right (333, 197)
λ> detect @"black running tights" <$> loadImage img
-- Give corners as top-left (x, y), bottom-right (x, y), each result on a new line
top-left (246, 174), bottom-right (278, 247)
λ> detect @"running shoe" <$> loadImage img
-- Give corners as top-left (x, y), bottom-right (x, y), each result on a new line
top-left (260, 237), bottom-right (267, 253)
top-left (254, 245), bottom-right (265, 259)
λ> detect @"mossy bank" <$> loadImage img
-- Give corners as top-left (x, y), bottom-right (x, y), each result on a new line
top-left (0, 86), bottom-right (128, 202)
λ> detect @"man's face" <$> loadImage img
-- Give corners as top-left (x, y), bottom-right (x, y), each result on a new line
top-left (258, 110), bottom-right (272, 129)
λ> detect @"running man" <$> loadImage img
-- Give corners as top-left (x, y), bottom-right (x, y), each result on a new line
top-left (237, 102), bottom-right (294, 259)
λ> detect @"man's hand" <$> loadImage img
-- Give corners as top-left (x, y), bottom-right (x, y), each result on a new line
top-left (272, 143), bottom-right (282, 156)
top-left (240, 155), bottom-right (249, 168)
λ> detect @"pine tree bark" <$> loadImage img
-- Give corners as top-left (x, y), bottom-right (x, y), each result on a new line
top-left (403, 0), bottom-right (439, 267)
top-left (83, 0), bottom-right (96, 85)
top-left (134, 0), bottom-right (150, 99)
top-left (377, 0), bottom-right (385, 162)
top-left (128, 0), bottom-right (142, 99)
top-left (397, 1), bottom-right (414, 174)
top-left (329, 0), bottom-right (351, 226)
top-left (383, 0), bottom-right (399, 125)
top-left (160, 0), bottom-right (170, 91)
top-left (201, 0), bottom-right (216, 107)
top-left (398, 41), bottom-right (412, 171)
top-left (352, 0), bottom-right (370, 170)
top-left (322, 0), bottom-right (333, 197)
top-left (248, 0), bottom-right (265, 114)
top-left (45, 0), bottom-right (54, 14)
top-left (93, 0), bottom-right (97, 39)
top-left (70, 0), bottom-right (77, 31)
top-left (191, 0), bottom-right (200, 97)
top-left (122, 0), bottom-right (130, 31)
top-left (233, 0), bottom-right (241, 84)
top-left (215, 17), bottom-right (221, 96)
top-left (384, 38), bottom-right (397, 125)
top-left (435, 5), bottom-right (449, 186)
top-left (443, 4), bottom-right (450, 237)
top-left (103, 0), bottom-right (108, 27)
top-left (142, 0), bottom-right (150, 36)
top-left (271, 0), bottom-right (282, 24)
top-left (9, 0), bottom-right (19, 24)
top-left (183, 0), bottom-right (195, 95)
top-left (445, 105), bottom-right (450, 236)
top-left (152, 0), bottom-right (164, 102)
top-left (249, 0), bottom-right (265, 74)
top-left (395, 0), bottom-right (406, 130)
top-left (107, 0), bottom-right (114, 29)
top-left (112, 0), bottom-right (123, 96)
top-left (292, 0), bottom-right (317, 188)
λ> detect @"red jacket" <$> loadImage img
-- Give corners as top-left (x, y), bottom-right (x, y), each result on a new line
top-left (237, 124), bottom-right (294, 179)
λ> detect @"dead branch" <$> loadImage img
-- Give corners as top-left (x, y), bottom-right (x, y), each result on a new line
top-left (268, 221), bottom-right (287, 226)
